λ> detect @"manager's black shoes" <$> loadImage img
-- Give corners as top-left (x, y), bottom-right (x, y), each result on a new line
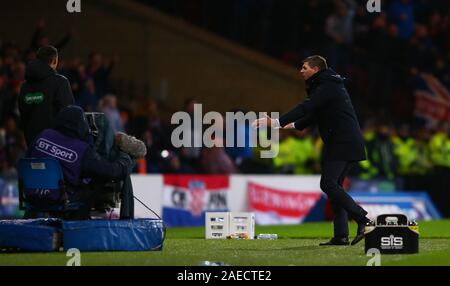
top-left (350, 222), bottom-right (366, 245)
top-left (319, 237), bottom-right (350, 246)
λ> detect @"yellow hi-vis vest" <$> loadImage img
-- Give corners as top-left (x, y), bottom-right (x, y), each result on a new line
top-left (429, 132), bottom-right (450, 168)
top-left (392, 136), bottom-right (417, 176)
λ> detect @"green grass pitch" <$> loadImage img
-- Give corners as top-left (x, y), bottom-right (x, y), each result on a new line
top-left (1, 220), bottom-right (450, 266)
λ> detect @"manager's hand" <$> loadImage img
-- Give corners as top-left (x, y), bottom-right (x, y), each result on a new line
top-left (283, 122), bottom-right (295, 129)
top-left (251, 113), bottom-right (279, 129)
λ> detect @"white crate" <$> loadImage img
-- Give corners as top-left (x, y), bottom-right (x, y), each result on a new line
top-left (229, 212), bottom-right (255, 240)
top-left (205, 212), bottom-right (230, 239)
top-left (205, 212), bottom-right (255, 239)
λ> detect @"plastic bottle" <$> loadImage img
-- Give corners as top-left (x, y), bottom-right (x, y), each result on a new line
top-left (200, 261), bottom-right (226, 266)
top-left (257, 233), bottom-right (278, 240)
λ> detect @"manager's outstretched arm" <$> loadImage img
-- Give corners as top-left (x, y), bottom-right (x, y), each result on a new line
top-left (251, 113), bottom-right (278, 129)
top-left (293, 113), bottom-right (316, 130)
top-left (278, 103), bottom-right (306, 127)
top-left (279, 85), bottom-right (330, 127)
top-left (279, 113), bottom-right (317, 130)
top-left (252, 112), bottom-right (316, 131)
top-left (252, 85), bottom-right (329, 129)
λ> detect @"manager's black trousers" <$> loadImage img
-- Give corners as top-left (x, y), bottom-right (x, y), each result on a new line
top-left (321, 161), bottom-right (368, 238)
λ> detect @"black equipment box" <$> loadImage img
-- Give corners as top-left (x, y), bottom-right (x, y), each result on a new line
top-left (365, 214), bottom-right (419, 254)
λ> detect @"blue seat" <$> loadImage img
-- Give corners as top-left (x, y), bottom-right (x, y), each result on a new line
top-left (18, 158), bottom-right (71, 214)
top-left (18, 157), bottom-right (120, 219)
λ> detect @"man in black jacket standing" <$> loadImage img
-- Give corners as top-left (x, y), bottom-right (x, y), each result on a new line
top-left (253, 55), bottom-right (370, 246)
top-left (18, 45), bottom-right (74, 147)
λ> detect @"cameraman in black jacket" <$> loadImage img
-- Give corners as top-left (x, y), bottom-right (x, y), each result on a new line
top-left (28, 105), bottom-right (134, 220)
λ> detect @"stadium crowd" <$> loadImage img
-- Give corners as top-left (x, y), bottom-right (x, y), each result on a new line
top-left (143, 0), bottom-right (450, 121)
top-left (137, 0), bottom-right (450, 214)
top-left (1, 1), bottom-right (449, 215)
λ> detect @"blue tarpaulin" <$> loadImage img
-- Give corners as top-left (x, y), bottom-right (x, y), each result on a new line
top-left (0, 218), bottom-right (165, 252)
top-left (62, 219), bottom-right (165, 251)
top-left (0, 218), bottom-right (62, 252)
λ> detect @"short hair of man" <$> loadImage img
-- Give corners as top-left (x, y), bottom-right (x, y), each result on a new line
top-left (302, 55), bottom-right (328, 70)
top-left (37, 45), bottom-right (58, 65)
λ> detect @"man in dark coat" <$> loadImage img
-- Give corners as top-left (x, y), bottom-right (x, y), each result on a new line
top-left (28, 105), bottom-right (134, 219)
top-left (18, 45), bottom-right (74, 147)
top-left (253, 55), bottom-right (370, 245)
